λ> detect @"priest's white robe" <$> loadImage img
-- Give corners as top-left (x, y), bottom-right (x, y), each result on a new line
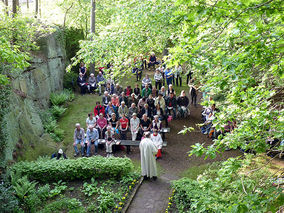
top-left (139, 138), bottom-right (158, 178)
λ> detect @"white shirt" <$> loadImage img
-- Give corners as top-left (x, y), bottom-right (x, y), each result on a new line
top-left (86, 117), bottom-right (96, 127)
top-left (130, 117), bottom-right (140, 132)
top-left (151, 133), bottom-right (163, 149)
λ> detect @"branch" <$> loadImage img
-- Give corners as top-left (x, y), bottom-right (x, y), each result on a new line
top-left (206, 0), bottom-right (275, 51)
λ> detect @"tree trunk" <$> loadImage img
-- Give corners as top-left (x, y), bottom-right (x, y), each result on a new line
top-left (12, 0), bottom-right (18, 16)
top-left (89, 0), bottom-right (96, 74)
top-left (35, 0), bottom-right (38, 18)
top-left (27, 0), bottom-right (29, 9)
top-left (39, 0), bottom-right (41, 17)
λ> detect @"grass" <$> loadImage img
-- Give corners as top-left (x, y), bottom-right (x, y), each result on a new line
top-left (179, 162), bottom-right (221, 180)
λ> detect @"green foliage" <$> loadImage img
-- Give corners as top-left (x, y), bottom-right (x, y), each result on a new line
top-left (67, 0), bottom-right (177, 81)
top-left (50, 89), bottom-right (74, 106)
top-left (63, 27), bottom-right (85, 61)
top-left (50, 105), bottom-right (67, 118)
top-left (0, 85), bottom-right (11, 168)
top-left (169, 0), bottom-right (284, 157)
top-left (82, 178), bottom-right (98, 197)
top-left (40, 111), bottom-right (64, 142)
top-left (12, 176), bottom-right (37, 201)
top-left (39, 198), bottom-right (84, 213)
top-left (49, 181), bottom-right (67, 198)
top-left (0, 12), bottom-right (48, 86)
top-left (0, 184), bottom-right (19, 213)
top-left (63, 71), bottom-right (78, 90)
top-left (171, 157), bottom-right (282, 212)
top-left (11, 156), bottom-right (134, 182)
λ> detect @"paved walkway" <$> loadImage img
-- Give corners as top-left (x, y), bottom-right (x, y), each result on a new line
top-left (127, 173), bottom-right (177, 213)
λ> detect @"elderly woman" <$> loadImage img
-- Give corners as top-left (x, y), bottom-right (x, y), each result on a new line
top-left (152, 115), bottom-right (162, 132)
top-left (118, 101), bottom-right (129, 118)
top-left (130, 113), bottom-right (140, 141)
top-left (111, 94), bottom-right (120, 107)
top-left (86, 113), bottom-right (96, 128)
top-left (96, 113), bottom-right (108, 139)
top-left (177, 90), bottom-right (190, 118)
top-left (142, 74), bottom-right (152, 89)
top-left (105, 102), bottom-right (116, 119)
top-left (88, 73), bottom-right (96, 93)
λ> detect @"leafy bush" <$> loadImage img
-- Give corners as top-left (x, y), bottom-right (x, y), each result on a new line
top-left (39, 198), bottom-right (84, 213)
top-left (49, 181), bottom-right (67, 198)
top-left (0, 184), bottom-right (19, 213)
top-left (171, 158), bottom-right (282, 212)
top-left (50, 105), bottom-right (66, 118)
top-left (63, 72), bottom-right (78, 90)
top-left (11, 156), bottom-right (134, 182)
top-left (50, 89), bottom-right (74, 106)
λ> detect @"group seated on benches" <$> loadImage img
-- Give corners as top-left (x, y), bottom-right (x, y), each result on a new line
top-left (73, 69), bottom-right (191, 158)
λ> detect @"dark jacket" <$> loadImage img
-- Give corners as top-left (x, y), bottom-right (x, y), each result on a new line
top-left (102, 95), bottom-right (111, 106)
top-left (177, 96), bottom-right (189, 107)
top-left (166, 97), bottom-right (177, 108)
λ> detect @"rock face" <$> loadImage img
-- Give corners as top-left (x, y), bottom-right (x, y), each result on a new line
top-left (2, 30), bottom-right (66, 165)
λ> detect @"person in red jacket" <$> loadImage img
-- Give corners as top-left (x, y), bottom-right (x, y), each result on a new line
top-left (94, 102), bottom-right (105, 118)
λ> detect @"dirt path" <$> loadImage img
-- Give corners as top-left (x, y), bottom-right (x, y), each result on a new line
top-left (125, 99), bottom-right (240, 213)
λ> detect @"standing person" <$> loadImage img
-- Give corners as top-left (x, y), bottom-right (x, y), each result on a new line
top-left (165, 67), bottom-right (173, 87)
top-left (86, 125), bottom-right (99, 157)
top-left (154, 69), bottom-right (163, 90)
top-left (186, 69), bottom-right (193, 85)
top-left (175, 65), bottom-right (182, 87)
top-left (189, 84), bottom-right (197, 107)
top-left (130, 113), bottom-right (140, 141)
top-left (79, 62), bottom-right (87, 78)
top-left (151, 129), bottom-right (163, 159)
top-left (119, 114), bottom-right (130, 153)
top-left (139, 132), bottom-right (158, 180)
top-left (97, 71), bottom-right (105, 96)
top-left (73, 123), bottom-right (85, 157)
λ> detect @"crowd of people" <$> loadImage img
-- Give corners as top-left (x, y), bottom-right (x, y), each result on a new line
top-left (73, 56), bottom-right (196, 159)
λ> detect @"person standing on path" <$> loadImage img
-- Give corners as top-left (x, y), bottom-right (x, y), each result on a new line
top-left (139, 132), bottom-right (158, 180)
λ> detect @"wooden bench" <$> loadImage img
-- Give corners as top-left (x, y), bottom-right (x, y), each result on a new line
top-left (160, 128), bottom-right (170, 140)
top-left (97, 139), bottom-right (167, 154)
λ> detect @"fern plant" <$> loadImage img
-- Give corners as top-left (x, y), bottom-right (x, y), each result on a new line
top-left (12, 176), bottom-right (37, 200)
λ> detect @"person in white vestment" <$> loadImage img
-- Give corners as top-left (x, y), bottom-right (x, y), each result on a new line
top-left (139, 132), bottom-right (158, 180)
top-left (150, 129), bottom-right (163, 159)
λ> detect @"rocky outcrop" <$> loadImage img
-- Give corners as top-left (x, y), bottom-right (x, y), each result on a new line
top-left (2, 30), bottom-right (66, 165)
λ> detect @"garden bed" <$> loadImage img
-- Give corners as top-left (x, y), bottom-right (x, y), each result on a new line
top-left (4, 156), bottom-right (142, 212)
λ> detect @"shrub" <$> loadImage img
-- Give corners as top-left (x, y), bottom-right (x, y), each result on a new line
top-left (50, 89), bottom-right (74, 106)
top-left (11, 156), bottom-right (134, 182)
top-left (50, 105), bottom-right (66, 119)
top-left (63, 72), bottom-right (78, 90)
top-left (39, 198), bottom-right (84, 213)
top-left (0, 184), bottom-right (19, 213)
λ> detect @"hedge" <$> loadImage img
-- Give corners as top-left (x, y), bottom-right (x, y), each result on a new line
top-left (11, 156), bottom-right (134, 182)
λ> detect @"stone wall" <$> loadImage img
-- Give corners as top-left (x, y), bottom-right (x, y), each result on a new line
top-left (2, 30), bottom-right (66, 165)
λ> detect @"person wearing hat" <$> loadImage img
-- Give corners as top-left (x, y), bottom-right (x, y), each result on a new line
top-left (88, 73), bottom-right (97, 93)
top-left (151, 129), bottom-right (163, 159)
top-left (130, 113), bottom-right (140, 141)
top-left (51, 149), bottom-right (67, 160)
top-left (73, 123), bottom-right (85, 157)
top-left (105, 126), bottom-right (115, 157)
top-left (139, 131), bottom-right (158, 180)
